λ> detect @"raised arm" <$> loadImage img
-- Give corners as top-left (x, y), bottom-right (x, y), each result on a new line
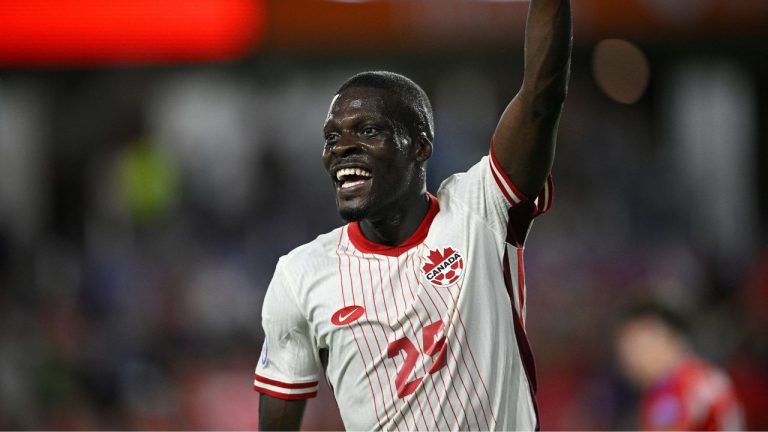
top-left (492, 0), bottom-right (572, 199)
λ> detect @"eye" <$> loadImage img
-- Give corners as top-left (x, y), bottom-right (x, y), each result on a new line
top-left (361, 126), bottom-right (379, 137)
top-left (324, 132), bottom-right (340, 146)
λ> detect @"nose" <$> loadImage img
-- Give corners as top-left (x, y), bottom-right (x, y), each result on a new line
top-left (328, 134), bottom-right (361, 158)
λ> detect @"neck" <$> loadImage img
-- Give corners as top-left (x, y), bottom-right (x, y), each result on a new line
top-left (358, 191), bottom-right (430, 246)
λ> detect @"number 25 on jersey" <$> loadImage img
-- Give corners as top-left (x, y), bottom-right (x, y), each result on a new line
top-left (387, 320), bottom-right (448, 398)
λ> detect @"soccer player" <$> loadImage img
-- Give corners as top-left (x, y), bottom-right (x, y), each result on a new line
top-left (254, 0), bottom-right (571, 429)
top-left (615, 302), bottom-right (745, 431)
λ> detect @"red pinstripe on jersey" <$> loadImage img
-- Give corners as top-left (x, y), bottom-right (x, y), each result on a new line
top-left (344, 237), bottom-right (391, 427)
top-left (406, 248), bottom-right (464, 428)
top-left (352, 247), bottom-right (398, 428)
top-left (407, 249), bottom-right (480, 427)
top-left (398, 252), bottom-right (461, 429)
top-left (394, 255), bottom-right (441, 427)
top-left (444, 284), bottom-right (499, 426)
top-left (365, 258), bottom-right (402, 431)
top-left (375, 258), bottom-right (417, 430)
top-left (336, 229), bottom-right (384, 427)
top-left (420, 242), bottom-right (498, 427)
top-left (407, 249), bottom-right (485, 429)
top-left (385, 254), bottom-right (429, 429)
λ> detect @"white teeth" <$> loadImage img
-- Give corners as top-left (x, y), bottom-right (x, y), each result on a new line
top-left (335, 167), bottom-right (372, 181)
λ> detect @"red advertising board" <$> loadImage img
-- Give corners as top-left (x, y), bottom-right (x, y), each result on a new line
top-left (0, 0), bottom-right (265, 66)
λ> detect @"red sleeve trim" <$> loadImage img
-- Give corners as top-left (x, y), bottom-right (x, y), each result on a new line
top-left (254, 373), bottom-right (318, 389)
top-left (253, 385), bottom-right (318, 400)
top-left (489, 143), bottom-right (526, 205)
top-left (489, 143), bottom-right (554, 216)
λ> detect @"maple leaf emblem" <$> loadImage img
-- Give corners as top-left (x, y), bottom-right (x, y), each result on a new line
top-left (422, 247), bottom-right (457, 273)
top-left (421, 246), bottom-right (465, 287)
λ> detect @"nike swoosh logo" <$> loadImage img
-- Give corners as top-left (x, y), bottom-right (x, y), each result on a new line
top-left (331, 305), bottom-right (365, 326)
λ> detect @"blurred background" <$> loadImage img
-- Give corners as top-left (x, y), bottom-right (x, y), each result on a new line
top-left (1, 0), bottom-right (767, 429)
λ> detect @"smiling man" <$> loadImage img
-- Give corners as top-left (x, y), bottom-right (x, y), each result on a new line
top-left (254, 0), bottom-right (571, 430)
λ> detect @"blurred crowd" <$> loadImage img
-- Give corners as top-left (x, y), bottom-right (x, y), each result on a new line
top-left (0, 49), bottom-right (766, 429)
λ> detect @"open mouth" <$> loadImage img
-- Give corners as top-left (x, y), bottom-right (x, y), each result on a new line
top-left (335, 167), bottom-right (373, 190)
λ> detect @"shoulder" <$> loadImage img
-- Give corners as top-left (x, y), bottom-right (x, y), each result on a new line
top-left (268, 227), bottom-right (347, 316)
top-left (435, 156), bottom-right (491, 212)
top-left (436, 156), bottom-right (489, 195)
top-left (277, 226), bottom-right (346, 280)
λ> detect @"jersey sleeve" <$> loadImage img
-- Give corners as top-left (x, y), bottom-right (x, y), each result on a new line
top-left (439, 144), bottom-right (553, 247)
top-left (254, 259), bottom-right (321, 400)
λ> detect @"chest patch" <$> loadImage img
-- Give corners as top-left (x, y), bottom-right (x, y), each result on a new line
top-left (421, 246), bottom-right (464, 287)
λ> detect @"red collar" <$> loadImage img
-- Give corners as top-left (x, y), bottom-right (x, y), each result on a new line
top-left (348, 194), bottom-right (439, 257)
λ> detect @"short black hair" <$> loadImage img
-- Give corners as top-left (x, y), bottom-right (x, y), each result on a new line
top-left (336, 71), bottom-right (434, 142)
top-left (619, 301), bottom-right (690, 338)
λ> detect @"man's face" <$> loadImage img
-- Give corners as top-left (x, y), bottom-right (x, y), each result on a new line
top-left (322, 87), bottom-right (422, 221)
top-left (615, 318), bottom-right (676, 388)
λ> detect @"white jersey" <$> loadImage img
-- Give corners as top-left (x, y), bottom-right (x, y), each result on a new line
top-left (254, 149), bottom-right (553, 431)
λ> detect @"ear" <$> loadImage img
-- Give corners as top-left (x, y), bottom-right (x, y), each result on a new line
top-left (414, 132), bottom-right (433, 163)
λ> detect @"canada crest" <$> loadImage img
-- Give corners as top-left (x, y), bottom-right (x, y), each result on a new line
top-left (421, 246), bottom-right (464, 287)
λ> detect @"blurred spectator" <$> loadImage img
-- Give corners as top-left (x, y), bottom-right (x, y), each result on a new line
top-left (615, 302), bottom-right (744, 430)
